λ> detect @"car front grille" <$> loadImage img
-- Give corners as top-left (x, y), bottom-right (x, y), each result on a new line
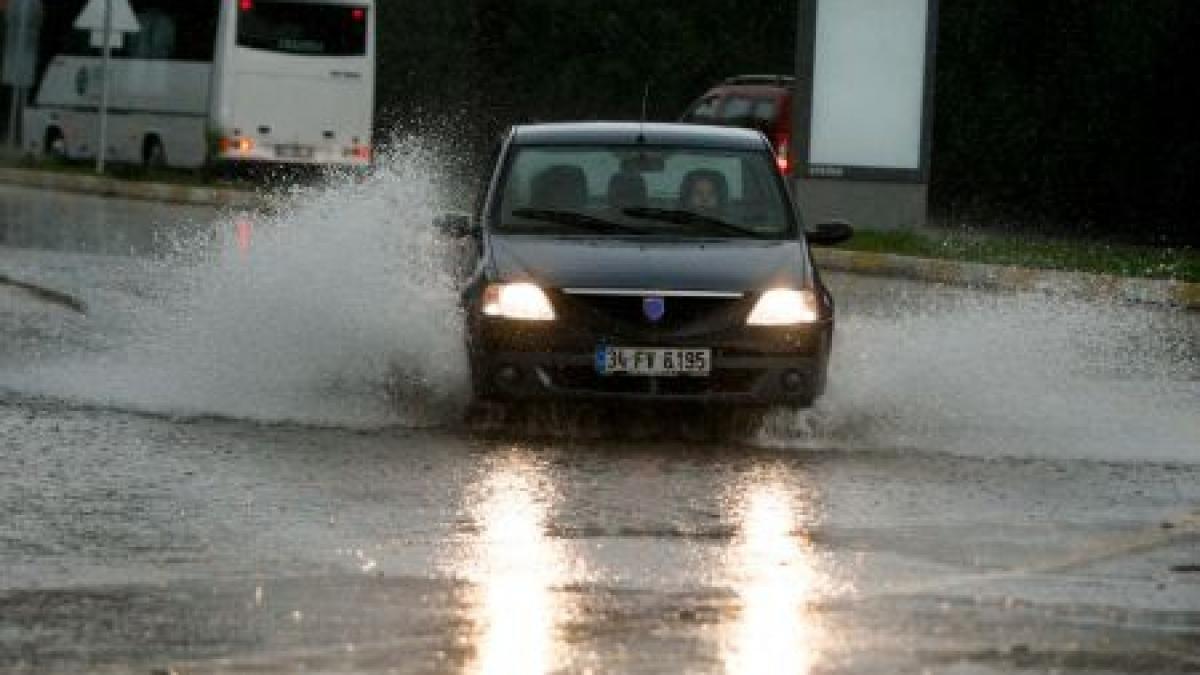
top-left (555, 293), bottom-right (749, 337)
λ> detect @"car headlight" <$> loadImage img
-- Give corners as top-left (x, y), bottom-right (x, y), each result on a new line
top-left (746, 288), bottom-right (820, 325)
top-left (482, 282), bottom-right (556, 321)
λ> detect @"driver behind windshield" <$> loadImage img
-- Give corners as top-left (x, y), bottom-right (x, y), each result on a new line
top-left (679, 169), bottom-right (729, 219)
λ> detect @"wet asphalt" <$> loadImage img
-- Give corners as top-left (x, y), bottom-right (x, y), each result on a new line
top-left (1, 184), bottom-right (1199, 674)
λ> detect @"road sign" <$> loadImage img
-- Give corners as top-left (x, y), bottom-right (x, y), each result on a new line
top-left (74, 0), bottom-right (140, 172)
top-left (74, 0), bottom-right (138, 48)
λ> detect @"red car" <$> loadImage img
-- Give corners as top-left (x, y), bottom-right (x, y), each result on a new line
top-left (680, 75), bottom-right (796, 175)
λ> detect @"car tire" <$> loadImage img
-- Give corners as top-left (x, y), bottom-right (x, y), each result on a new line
top-left (44, 128), bottom-right (67, 162)
top-left (143, 136), bottom-right (167, 170)
top-left (466, 397), bottom-right (512, 436)
top-left (715, 405), bottom-right (770, 440)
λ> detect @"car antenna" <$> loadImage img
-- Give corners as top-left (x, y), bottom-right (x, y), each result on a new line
top-left (637, 81), bottom-right (650, 144)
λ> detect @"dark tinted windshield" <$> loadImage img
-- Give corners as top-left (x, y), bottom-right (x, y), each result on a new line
top-left (237, 2), bottom-right (368, 56)
top-left (496, 145), bottom-right (795, 239)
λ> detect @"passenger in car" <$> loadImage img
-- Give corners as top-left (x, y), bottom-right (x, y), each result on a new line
top-left (529, 165), bottom-right (588, 211)
top-left (680, 169), bottom-right (728, 218)
top-left (607, 170), bottom-right (648, 211)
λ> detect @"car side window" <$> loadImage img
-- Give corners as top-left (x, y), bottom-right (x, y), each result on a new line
top-left (719, 96), bottom-right (778, 131)
top-left (684, 96), bottom-right (719, 123)
top-left (752, 98), bottom-right (778, 122)
top-left (719, 97), bottom-right (754, 121)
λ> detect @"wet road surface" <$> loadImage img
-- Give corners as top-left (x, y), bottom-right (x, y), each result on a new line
top-left (2, 183), bottom-right (1199, 673)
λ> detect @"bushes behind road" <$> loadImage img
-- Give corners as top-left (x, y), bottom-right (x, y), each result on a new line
top-left (375, 0), bottom-right (1198, 245)
top-left (3, 1), bottom-right (1188, 243)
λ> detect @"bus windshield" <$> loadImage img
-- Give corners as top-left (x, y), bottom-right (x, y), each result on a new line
top-left (237, 2), bottom-right (369, 56)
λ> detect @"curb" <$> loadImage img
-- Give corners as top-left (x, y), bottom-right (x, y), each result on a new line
top-left (0, 167), bottom-right (260, 209)
top-left (3, 168), bottom-right (1195, 311)
top-left (0, 273), bottom-right (88, 314)
top-left (812, 248), bottom-right (1200, 311)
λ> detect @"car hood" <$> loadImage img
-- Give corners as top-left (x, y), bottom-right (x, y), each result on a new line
top-left (488, 235), bottom-right (811, 291)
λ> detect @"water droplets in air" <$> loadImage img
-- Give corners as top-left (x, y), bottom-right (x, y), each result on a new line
top-left (763, 282), bottom-right (1200, 464)
top-left (5, 141), bottom-right (469, 427)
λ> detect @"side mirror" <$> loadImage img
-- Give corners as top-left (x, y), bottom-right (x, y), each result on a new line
top-left (805, 220), bottom-right (854, 246)
top-left (434, 212), bottom-right (477, 238)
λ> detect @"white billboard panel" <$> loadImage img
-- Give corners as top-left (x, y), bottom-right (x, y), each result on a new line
top-left (808, 0), bottom-right (929, 171)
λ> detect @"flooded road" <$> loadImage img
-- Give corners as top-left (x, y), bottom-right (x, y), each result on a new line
top-left (2, 181), bottom-right (1198, 673)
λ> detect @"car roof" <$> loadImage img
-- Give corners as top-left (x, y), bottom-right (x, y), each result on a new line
top-left (512, 122), bottom-right (767, 150)
top-left (707, 83), bottom-right (793, 98)
top-left (722, 74), bottom-right (796, 87)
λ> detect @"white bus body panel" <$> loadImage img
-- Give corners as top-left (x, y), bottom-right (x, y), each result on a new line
top-left (210, 0), bottom-right (375, 167)
top-left (211, 48), bottom-right (373, 166)
top-left (25, 56), bottom-right (212, 167)
top-left (24, 0), bottom-right (375, 169)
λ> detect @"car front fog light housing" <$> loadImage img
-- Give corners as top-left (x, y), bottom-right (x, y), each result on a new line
top-left (482, 282), bottom-right (556, 321)
top-left (746, 288), bottom-right (819, 325)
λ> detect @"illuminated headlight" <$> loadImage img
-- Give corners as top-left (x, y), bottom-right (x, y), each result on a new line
top-left (746, 288), bottom-right (820, 325)
top-left (481, 283), bottom-right (556, 321)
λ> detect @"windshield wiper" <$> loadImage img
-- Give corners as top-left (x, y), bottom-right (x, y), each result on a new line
top-left (510, 208), bottom-right (651, 235)
top-left (620, 207), bottom-right (769, 239)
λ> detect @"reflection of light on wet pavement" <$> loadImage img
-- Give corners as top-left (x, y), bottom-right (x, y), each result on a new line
top-left (722, 478), bottom-right (824, 675)
top-left (461, 452), bottom-right (568, 675)
top-left (235, 218), bottom-right (253, 253)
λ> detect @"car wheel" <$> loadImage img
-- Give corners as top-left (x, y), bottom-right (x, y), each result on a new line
top-left (466, 397), bottom-right (512, 436)
top-left (715, 405), bottom-right (770, 441)
top-left (143, 136), bottom-right (167, 170)
top-left (44, 129), bottom-right (67, 162)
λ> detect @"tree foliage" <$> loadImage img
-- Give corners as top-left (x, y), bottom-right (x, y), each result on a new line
top-left (931, 0), bottom-right (1198, 242)
top-left (0, 1), bottom-right (1190, 241)
top-left (375, 0), bottom-right (1196, 242)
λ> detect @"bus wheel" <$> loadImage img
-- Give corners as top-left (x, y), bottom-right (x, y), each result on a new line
top-left (44, 128), bottom-right (67, 162)
top-left (143, 136), bottom-right (167, 169)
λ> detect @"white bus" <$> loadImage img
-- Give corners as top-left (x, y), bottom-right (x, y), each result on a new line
top-left (23, 0), bottom-right (375, 169)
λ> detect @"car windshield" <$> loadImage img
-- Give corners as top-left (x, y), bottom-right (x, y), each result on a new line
top-left (495, 145), bottom-right (796, 239)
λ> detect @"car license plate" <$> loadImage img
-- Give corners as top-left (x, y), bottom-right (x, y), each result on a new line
top-left (276, 144), bottom-right (314, 159)
top-left (596, 346), bottom-right (711, 376)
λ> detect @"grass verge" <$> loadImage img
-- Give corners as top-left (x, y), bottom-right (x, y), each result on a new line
top-left (0, 155), bottom-right (252, 189)
top-left (839, 228), bottom-right (1200, 283)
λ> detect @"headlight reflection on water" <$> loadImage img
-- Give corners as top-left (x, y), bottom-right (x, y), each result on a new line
top-left (450, 454), bottom-right (831, 674)
top-left (722, 476), bottom-right (827, 675)
top-left (459, 451), bottom-right (570, 675)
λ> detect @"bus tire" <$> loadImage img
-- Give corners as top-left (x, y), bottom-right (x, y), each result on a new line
top-left (44, 128), bottom-right (67, 162)
top-left (143, 136), bottom-right (167, 169)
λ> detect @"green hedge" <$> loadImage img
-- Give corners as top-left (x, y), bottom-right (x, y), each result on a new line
top-left (375, 0), bottom-right (1197, 244)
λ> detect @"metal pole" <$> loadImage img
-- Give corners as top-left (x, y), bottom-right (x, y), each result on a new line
top-left (8, 0), bottom-right (29, 149)
top-left (6, 88), bottom-right (17, 150)
top-left (96, 0), bottom-right (112, 173)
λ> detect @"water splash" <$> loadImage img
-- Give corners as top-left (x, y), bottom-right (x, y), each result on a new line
top-left (762, 287), bottom-right (1200, 464)
top-left (3, 151), bottom-right (1198, 459)
top-left (5, 142), bottom-right (469, 427)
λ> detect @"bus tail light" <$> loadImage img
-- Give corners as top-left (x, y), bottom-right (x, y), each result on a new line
top-left (344, 144), bottom-right (371, 161)
top-left (220, 137), bottom-right (255, 154)
top-left (239, 0), bottom-right (253, 11)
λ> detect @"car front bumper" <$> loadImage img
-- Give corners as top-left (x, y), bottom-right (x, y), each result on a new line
top-left (468, 319), bottom-right (831, 405)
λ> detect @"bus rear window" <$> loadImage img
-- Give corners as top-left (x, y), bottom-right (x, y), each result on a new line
top-left (237, 2), bottom-right (368, 56)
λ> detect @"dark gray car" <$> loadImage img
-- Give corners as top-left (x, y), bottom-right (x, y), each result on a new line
top-left (438, 122), bottom-right (851, 410)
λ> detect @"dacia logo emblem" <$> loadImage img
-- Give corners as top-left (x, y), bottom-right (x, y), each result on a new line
top-left (643, 296), bottom-right (666, 322)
